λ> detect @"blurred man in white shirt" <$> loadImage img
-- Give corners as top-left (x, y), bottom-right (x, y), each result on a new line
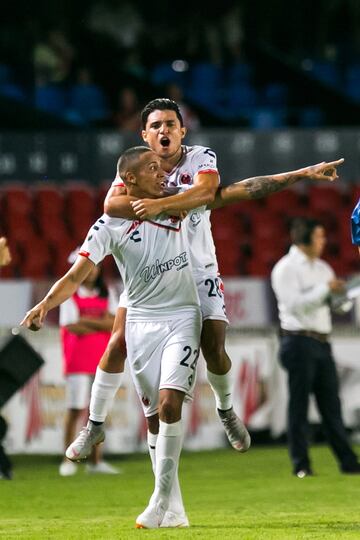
top-left (271, 217), bottom-right (360, 477)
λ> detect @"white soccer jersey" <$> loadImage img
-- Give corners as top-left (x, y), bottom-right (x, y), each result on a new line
top-left (165, 145), bottom-right (220, 277)
top-left (112, 145), bottom-right (220, 277)
top-left (79, 213), bottom-right (200, 320)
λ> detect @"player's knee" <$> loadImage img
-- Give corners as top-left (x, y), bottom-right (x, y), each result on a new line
top-left (159, 398), bottom-right (180, 423)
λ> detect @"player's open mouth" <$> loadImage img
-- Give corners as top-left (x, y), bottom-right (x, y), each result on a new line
top-left (160, 137), bottom-right (170, 147)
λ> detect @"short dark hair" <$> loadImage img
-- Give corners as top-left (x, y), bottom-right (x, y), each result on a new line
top-left (290, 217), bottom-right (322, 245)
top-left (117, 146), bottom-right (152, 180)
top-left (141, 98), bottom-right (184, 129)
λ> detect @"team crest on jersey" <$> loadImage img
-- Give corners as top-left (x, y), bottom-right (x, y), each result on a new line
top-left (190, 212), bottom-right (201, 226)
top-left (180, 173), bottom-right (192, 184)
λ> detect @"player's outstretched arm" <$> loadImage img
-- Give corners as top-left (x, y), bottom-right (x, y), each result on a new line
top-left (20, 256), bottom-right (95, 331)
top-left (131, 173), bottom-right (219, 219)
top-left (209, 159), bottom-right (344, 210)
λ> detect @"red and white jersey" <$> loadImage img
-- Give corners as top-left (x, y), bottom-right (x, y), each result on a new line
top-left (111, 145), bottom-right (220, 277)
top-left (79, 213), bottom-right (200, 320)
top-left (165, 145), bottom-right (219, 277)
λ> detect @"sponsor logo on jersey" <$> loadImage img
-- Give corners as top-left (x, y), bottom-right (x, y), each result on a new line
top-left (197, 162), bottom-right (215, 170)
top-left (140, 251), bottom-right (188, 282)
top-left (180, 173), bottom-right (192, 184)
top-left (141, 395), bottom-right (150, 406)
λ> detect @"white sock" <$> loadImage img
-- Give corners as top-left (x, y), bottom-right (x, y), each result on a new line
top-left (207, 368), bottom-right (233, 410)
top-left (151, 420), bottom-right (183, 510)
top-left (147, 429), bottom-right (185, 515)
top-left (89, 367), bottom-right (123, 423)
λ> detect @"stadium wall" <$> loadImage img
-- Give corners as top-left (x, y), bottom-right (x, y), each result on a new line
top-left (1, 325), bottom-right (360, 455)
top-left (0, 129), bottom-right (359, 185)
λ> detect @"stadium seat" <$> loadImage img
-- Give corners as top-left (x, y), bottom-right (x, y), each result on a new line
top-left (250, 211), bottom-right (286, 244)
top-left (0, 83), bottom-right (28, 103)
top-left (308, 185), bottom-right (344, 214)
top-left (308, 60), bottom-right (341, 88)
top-left (186, 62), bottom-right (223, 109)
top-left (2, 184), bottom-right (32, 218)
top-left (50, 237), bottom-right (79, 277)
top-left (19, 238), bottom-right (51, 278)
top-left (33, 184), bottom-right (64, 217)
top-left (67, 84), bottom-right (109, 123)
top-left (37, 214), bottom-right (70, 244)
top-left (5, 215), bottom-right (37, 244)
top-left (151, 62), bottom-right (186, 88)
top-left (345, 64), bottom-right (360, 102)
top-left (265, 190), bottom-right (304, 214)
top-left (64, 183), bottom-right (96, 219)
top-left (249, 107), bottom-right (286, 129)
top-left (227, 63), bottom-right (253, 85)
top-left (297, 106), bottom-right (325, 127)
top-left (34, 84), bottom-right (67, 116)
top-left (215, 245), bottom-right (243, 276)
top-left (261, 82), bottom-right (289, 107)
top-left (0, 63), bottom-right (13, 84)
top-left (226, 82), bottom-right (258, 110)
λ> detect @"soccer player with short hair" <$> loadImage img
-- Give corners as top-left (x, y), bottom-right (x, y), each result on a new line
top-left (22, 146), bottom-right (203, 528)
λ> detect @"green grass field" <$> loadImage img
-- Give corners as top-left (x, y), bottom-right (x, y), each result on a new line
top-left (0, 445), bottom-right (359, 539)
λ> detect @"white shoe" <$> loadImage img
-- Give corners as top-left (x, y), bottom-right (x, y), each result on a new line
top-left (66, 421), bottom-right (105, 461)
top-left (160, 510), bottom-right (190, 528)
top-left (59, 459), bottom-right (77, 477)
top-left (85, 461), bottom-right (120, 475)
top-left (135, 501), bottom-right (167, 529)
top-left (218, 407), bottom-right (251, 452)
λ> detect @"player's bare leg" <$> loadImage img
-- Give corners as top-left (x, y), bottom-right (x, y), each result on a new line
top-left (136, 389), bottom-right (187, 529)
top-left (59, 408), bottom-right (82, 476)
top-left (201, 319), bottom-right (251, 452)
top-left (66, 308), bottom-right (126, 461)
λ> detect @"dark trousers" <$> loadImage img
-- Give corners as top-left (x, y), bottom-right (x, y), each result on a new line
top-left (279, 334), bottom-right (358, 473)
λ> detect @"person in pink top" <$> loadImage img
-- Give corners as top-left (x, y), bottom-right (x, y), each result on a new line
top-left (59, 253), bottom-right (119, 477)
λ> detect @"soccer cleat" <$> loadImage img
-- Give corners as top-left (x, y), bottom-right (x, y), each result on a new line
top-left (65, 421), bottom-right (105, 462)
top-left (59, 459), bottom-right (77, 477)
top-left (160, 510), bottom-right (190, 528)
top-left (85, 461), bottom-right (120, 475)
top-left (135, 501), bottom-right (167, 529)
top-left (218, 407), bottom-right (251, 452)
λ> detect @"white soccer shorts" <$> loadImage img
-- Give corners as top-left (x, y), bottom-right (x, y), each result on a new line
top-left (195, 274), bottom-right (229, 324)
top-left (125, 310), bottom-right (201, 417)
top-left (65, 374), bottom-right (94, 409)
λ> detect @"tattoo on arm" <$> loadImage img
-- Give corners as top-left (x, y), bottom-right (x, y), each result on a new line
top-left (241, 174), bottom-right (297, 199)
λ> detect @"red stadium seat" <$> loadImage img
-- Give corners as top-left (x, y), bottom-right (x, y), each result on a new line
top-left (307, 185), bottom-right (344, 214)
top-left (19, 237), bottom-right (51, 278)
top-left (265, 189), bottom-right (304, 214)
top-left (1, 183), bottom-right (32, 219)
top-left (36, 213), bottom-right (69, 244)
top-left (33, 183), bottom-right (64, 217)
top-left (50, 238), bottom-right (79, 277)
top-left (250, 211), bottom-right (287, 244)
top-left (65, 182), bottom-right (96, 219)
top-left (5, 215), bottom-right (37, 244)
